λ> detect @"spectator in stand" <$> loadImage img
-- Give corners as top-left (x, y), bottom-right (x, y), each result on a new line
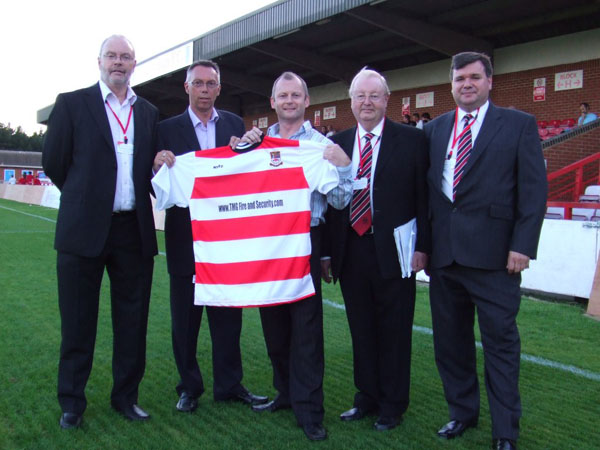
top-left (326, 125), bottom-right (336, 137)
top-left (422, 112), bottom-right (432, 124)
top-left (7, 175), bottom-right (16, 185)
top-left (321, 125), bottom-right (328, 135)
top-left (578, 103), bottom-right (598, 126)
top-left (413, 113), bottom-right (424, 129)
top-left (402, 114), bottom-right (416, 126)
top-left (17, 174), bottom-right (28, 184)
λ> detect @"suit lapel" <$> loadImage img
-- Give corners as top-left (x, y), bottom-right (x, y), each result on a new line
top-left (430, 112), bottom-right (454, 192)
top-left (178, 111), bottom-right (201, 152)
top-left (462, 103), bottom-right (502, 178)
top-left (373, 118), bottom-right (395, 180)
top-left (214, 110), bottom-right (229, 148)
top-left (132, 100), bottom-right (146, 158)
top-left (84, 84), bottom-right (114, 152)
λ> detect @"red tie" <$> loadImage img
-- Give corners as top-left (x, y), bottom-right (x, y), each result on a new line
top-left (453, 114), bottom-right (473, 200)
top-left (350, 132), bottom-right (375, 235)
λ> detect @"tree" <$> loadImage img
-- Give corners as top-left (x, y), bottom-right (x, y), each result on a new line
top-left (0, 123), bottom-right (45, 151)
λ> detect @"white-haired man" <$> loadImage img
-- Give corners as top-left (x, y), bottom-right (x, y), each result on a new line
top-left (324, 68), bottom-right (430, 431)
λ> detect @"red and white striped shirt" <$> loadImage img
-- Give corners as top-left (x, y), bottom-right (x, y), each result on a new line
top-left (152, 136), bottom-right (339, 307)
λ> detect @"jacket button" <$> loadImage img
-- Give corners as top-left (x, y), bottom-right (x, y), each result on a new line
top-left (452, 208), bottom-right (457, 213)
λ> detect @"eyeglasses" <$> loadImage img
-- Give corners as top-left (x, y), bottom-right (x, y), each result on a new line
top-left (190, 80), bottom-right (219, 89)
top-left (103, 53), bottom-right (134, 62)
top-left (353, 93), bottom-right (384, 103)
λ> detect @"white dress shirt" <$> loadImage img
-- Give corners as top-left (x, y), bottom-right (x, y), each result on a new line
top-left (188, 106), bottom-right (219, 150)
top-left (441, 100), bottom-right (490, 200)
top-left (99, 80), bottom-right (136, 212)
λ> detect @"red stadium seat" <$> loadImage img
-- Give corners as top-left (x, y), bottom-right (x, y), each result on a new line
top-left (537, 120), bottom-right (548, 128)
top-left (561, 118), bottom-right (576, 128)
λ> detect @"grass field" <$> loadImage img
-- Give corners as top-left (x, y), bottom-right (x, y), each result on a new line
top-left (0, 197), bottom-right (599, 449)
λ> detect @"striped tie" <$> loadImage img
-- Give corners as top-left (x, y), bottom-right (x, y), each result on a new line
top-left (453, 114), bottom-right (474, 200)
top-left (350, 132), bottom-right (375, 235)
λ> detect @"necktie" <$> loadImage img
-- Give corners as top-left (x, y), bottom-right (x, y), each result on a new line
top-left (453, 114), bottom-right (474, 200)
top-left (350, 132), bottom-right (375, 235)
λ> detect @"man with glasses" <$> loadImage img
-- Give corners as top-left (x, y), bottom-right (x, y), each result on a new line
top-left (43, 35), bottom-right (159, 428)
top-left (324, 68), bottom-right (430, 432)
top-left (152, 60), bottom-right (267, 414)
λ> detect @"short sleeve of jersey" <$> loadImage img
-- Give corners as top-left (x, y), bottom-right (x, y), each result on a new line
top-left (152, 151), bottom-right (199, 210)
top-left (294, 140), bottom-right (339, 195)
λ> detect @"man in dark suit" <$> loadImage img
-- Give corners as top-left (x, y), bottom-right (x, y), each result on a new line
top-left (424, 52), bottom-right (547, 450)
top-left (324, 68), bottom-right (430, 431)
top-left (42, 35), bottom-right (159, 429)
top-left (152, 60), bottom-right (266, 413)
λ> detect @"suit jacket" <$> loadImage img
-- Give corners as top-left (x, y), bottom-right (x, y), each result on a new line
top-left (424, 102), bottom-right (547, 270)
top-left (158, 109), bottom-right (245, 275)
top-left (327, 118), bottom-right (430, 280)
top-left (42, 83), bottom-right (159, 258)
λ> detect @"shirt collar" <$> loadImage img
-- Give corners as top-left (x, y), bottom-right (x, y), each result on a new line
top-left (457, 100), bottom-right (489, 125)
top-left (99, 80), bottom-right (136, 106)
top-left (357, 117), bottom-right (385, 140)
top-left (267, 120), bottom-right (312, 139)
top-left (188, 106), bottom-right (219, 128)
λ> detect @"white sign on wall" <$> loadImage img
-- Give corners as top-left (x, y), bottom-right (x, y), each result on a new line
top-left (323, 106), bottom-right (336, 120)
top-left (555, 70), bottom-right (583, 91)
top-left (258, 117), bottom-right (268, 129)
top-left (416, 92), bottom-right (434, 108)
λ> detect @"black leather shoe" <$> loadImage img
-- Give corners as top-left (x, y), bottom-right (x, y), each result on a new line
top-left (233, 388), bottom-right (269, 406)
top-left (251, 395), bottom-right (290, 412)
top-left (176, 392), bottom-right (198, 412)
top-left (374, 415), bottom-right (400, 431)
top-left (112, 403), bottom-right (151, 421)
top-left (340, 407), bottom-right (372, 421)
top-left (493, 438), bottom-right (517, 450)
top-left (59, 412), bottom-right (82, 429)
top-left (302, 423), bottom-right (327, 441)
top-left (437, 420), bottom-right (476, 439)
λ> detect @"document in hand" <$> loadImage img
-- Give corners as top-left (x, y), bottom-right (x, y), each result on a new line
top-left (393, 218), bottom-right (417, 278)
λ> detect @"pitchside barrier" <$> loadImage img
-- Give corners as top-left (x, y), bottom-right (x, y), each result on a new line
top-left (2, 183), bottom-right (598, 318)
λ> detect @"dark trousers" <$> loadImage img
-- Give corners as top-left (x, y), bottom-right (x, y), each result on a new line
top-left (170, 274), bottom-right (244, 400)
top-left (339, 231), bottom-right (416, 418)
top-left (429, 264), bottom-right (522, 440)
top-left (57, 212), bottom-right (153, 414)
top-left (259, 226), bottom-right (324, 426)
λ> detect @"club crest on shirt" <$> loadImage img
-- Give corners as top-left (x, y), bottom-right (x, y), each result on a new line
top-left (269, 151), bottom-right (283, 167)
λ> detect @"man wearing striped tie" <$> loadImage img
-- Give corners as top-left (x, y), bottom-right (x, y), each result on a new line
top-left (424, 52), bottom-right (547, 450)
top-left (324, 68), bottom-right (430, 432)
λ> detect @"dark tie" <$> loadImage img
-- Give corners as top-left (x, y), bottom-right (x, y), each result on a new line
top-left (350, 132), bottom-right (375, 235)
top-left (453, 114), bottom-right (474, 200)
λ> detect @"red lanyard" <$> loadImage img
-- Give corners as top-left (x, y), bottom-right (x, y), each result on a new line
top-left (106, 101), bottom-right (133, 144)
top-left (451, 107), bottom-right (479, 149)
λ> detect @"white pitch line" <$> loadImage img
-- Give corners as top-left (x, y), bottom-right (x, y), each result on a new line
top-left (0, 230), bottom-right (54, 234)
top-left (323, 299), bottom-right (600, 382)
top-left (0, 204), bottom-right (57, 223)
top-left (7, 210), bottom-right (596, 384)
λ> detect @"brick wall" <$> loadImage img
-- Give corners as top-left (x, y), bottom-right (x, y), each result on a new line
top-left (242, 59), bottom-right (600, 172)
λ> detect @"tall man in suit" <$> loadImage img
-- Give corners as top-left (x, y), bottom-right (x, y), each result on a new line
top-left (424, 52), bottom-right (547, 450)
top-left (324, 68), bottom-right (430, 431)
top-left (234, 71), bottom-right (352, 441)
top-left (43, 35), bottom-right (159, 429)
top-left (152, 60), bottom-right (267, 413)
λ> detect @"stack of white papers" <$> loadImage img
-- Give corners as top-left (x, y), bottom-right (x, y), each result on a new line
top-left (393, 218), bottom-right (417, 278)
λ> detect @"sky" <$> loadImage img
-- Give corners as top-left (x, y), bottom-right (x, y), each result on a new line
top-left (0, 0), bottom-right (276, 135)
